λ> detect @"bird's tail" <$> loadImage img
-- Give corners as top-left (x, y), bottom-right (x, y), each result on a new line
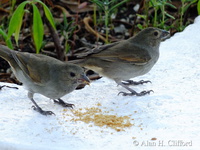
top-left (0, 44), bottom-right (13, 62)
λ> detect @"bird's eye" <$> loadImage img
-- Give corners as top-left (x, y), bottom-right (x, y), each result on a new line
top-left (70, 72), bottom-right (76, 77)
top-left (154, 31), bottom-right (159, 36)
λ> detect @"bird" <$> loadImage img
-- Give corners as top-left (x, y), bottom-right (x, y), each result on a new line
top-left (0, 44), bottom-right (90, 115)
top-left (72, 27), bottom-right (170, 96)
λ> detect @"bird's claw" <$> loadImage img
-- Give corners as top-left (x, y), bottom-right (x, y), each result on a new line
top-left (32, 106), bottom-right (55, 116)
top-left (63, 103), bottom-right (74, 108)
top-left (138, 80), bottom-right (152, 84)
top-left (54, 99), bottom-right (74, 109)
top-left (118, 90), bottom-right (154, 96)
top-left (139, 90), bottom-right (154, 95)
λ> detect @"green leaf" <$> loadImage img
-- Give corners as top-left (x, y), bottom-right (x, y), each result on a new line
top-left (32, 4), bottom-right (44, 53)
top-left (11, 0), bottom-right (17, 13)
top-left (0, 29), bottom-right (13, 49)
top-left (183, 0), bottom-right (197, 13)
top-left (7, 1), bottom-right (29, 45)
top-left (136, 14), bottom-right (147, 20)
top-left (109, 0), bottom-right (129, 14)
top-left (165, 3), bottom-right (177, 9)
top-left (34, 0), bottom-right (56, 30)
top-left (43, 5), bottom-right (56, 29)
top-left (198, 0), bottom-right (200, 15)
top-left (14, 15), bottom-right (23, 46)
top-left (149, 0), bottom-right (156, 7)
top-left (165, 12), bottom-right (175, 19)
top-left (137, 24), bottom-right (144, 30)
top-left (90, 0), bottom-right (105, 10)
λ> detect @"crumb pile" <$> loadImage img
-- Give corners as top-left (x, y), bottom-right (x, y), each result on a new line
top-left (63, 105), bottom-right (134, 132)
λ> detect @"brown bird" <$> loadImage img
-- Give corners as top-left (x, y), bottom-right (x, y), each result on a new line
top-left (0, 45), bottom-right (90, 115)
top-left (72, 27), bottom-right (170, 96)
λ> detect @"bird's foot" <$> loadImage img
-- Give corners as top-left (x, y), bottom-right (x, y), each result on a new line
top-left (54, 99), bottom-right (74, 108)
top-left (118, 90), bottom-right (154, 96)
top-left (32, 106), bottom-right (55, 116)
top-left (122, 80), bottom-right (151, 86)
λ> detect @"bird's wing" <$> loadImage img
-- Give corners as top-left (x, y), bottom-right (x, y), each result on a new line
top-left (11, 52), bottom-right (49, 85)
top-left (76, 42), bottom-right (120, 58)
top-left (91, 40), bottom-right (151, 65)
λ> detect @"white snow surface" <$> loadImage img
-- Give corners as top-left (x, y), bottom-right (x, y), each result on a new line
top-left (1, 16), bottom-right (200, 150)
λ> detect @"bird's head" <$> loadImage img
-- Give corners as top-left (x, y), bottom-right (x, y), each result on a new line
top-left (133, 27), bottom-right (170, 47)
top-left (63, 63), bottom-right (90, 86)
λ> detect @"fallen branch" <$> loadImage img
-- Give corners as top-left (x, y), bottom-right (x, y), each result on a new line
top-left (83, 17), bottom-right (107, 42)
top-left (45, 18), bottom-right (65, 61)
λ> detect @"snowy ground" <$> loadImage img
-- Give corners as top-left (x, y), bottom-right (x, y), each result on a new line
top-left (1, 16), bottom-right (200, 150)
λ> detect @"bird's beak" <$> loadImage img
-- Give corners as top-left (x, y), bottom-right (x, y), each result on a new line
top-left (78, 74), bottom-right (90, 85)
top-left (161, 30), bottom-right (170, 40)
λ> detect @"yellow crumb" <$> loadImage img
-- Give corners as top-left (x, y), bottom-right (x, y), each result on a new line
top-left (65, 106), bottom-right (133, 132)
top-left (96, 103), bottom-right (102, 106)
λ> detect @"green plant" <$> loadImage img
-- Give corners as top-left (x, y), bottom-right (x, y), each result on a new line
top-left (90, 0), bottom-right (129, 43)
top-left (136, 0), bottom-right (176, 30)
top-left (10, 0), bottom-right (17, 15)
top-left (6, 0), bottom-right (55, 53)
top-left (179, 0), bottom-right (198, 31)
top-left (136, 0), bottom-right (199, 31)
top-left (0, 29), bottom-right (13, 49)
top-left (136, 14), bottom-right (149, 30)
top-left (150, 0), bottom-right (176, 29)
top-left (198, 0), bottom-right (200, 14)
top-left (58, 13), bottom-right (77, 53)
top-left (93, 3), bottom-right (97, 28)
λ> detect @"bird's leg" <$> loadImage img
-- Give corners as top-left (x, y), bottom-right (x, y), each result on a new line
top-left (28, 92), bottom-right (55, 116)
top-left (31, 98), bottom-right (55, 115)
top-left (118, 82), bottom-right (153, 96)
top-left (54, 98), bottom-right (74, 108)
top-left (121, 80), bottom-right (151, 86)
